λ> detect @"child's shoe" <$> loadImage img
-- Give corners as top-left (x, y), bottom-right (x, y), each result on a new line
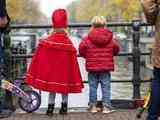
top-left (102, 105), bottom-right (115, 114)
top-left (96, 101), bottom-right (103, 112)
top-left (59, 102), bottom-right (67, 114)
top-left (89, 105), bottom-right (97, 113)
top-left (46, 104), bottom-right (54, 116)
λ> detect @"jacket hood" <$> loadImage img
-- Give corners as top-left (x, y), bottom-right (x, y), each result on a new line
top-left (88, 28), bottom-right (113, 47)
top-left (52, 9), bottom-right (68, 28)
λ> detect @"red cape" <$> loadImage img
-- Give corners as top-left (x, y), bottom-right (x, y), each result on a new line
top-left (25, 33), bottom-right (84, 94)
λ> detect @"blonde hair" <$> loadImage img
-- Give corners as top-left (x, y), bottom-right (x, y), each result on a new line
top-left (91, 16), bottom-right (106, 28)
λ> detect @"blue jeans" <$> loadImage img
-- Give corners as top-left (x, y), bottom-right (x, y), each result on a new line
top-left (147, 67), bottom-right (160, 120)
top-left (88, 72), bottom-right (111, 106)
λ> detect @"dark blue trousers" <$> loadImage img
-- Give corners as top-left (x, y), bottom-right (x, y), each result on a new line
top-left (0, 32), bottom-right (5, 113)
top-left (147, 67), bottom-right (160, 120)
top-left (0, 32), bottom-right (2, 112)
top-left (0, 32), bottom-right (4, 82)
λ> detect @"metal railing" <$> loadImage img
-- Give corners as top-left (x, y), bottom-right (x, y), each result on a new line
top-left (10, 22), bottom-right (152, 29)
top-left (10, 20), bottom-right (153, 99)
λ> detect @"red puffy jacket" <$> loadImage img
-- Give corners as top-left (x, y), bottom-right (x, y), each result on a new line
top-left (79, 27), bottom-right (120, 72)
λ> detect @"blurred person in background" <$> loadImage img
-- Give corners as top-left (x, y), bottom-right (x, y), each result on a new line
top-left (0, 0), bottom-right (12, 118)
top-left (142, 0), bottom-right (160, 120)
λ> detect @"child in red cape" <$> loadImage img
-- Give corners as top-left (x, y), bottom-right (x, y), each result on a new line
top-left (25, 9), bottom-right (83, 115)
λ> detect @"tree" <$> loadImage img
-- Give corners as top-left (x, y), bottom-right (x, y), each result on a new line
top-left (67, 0), bottom-right (142, 22)
top-left (110, 0), bottom-right (142, 21)
top-left (67, 1), bottom-right (78, 22)
top-left (6, 0), bottom-right (47, 24)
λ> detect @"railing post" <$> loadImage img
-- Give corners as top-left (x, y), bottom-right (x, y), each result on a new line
top-left (132, 19), bottom-right (141, 99)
